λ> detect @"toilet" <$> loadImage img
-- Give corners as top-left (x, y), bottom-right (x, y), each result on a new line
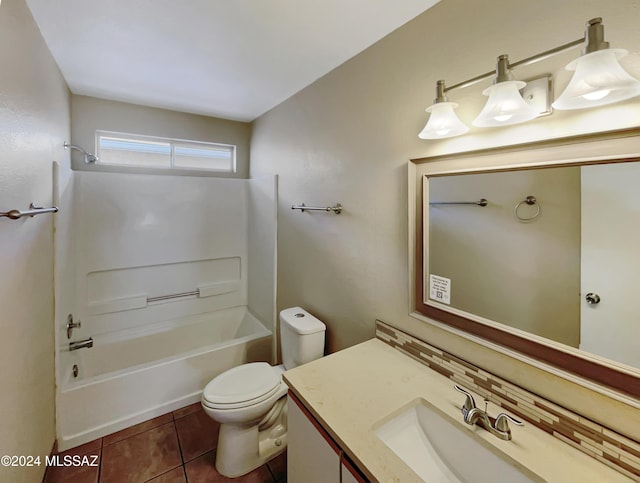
top-left (201, 307), bottom-right (326, 478)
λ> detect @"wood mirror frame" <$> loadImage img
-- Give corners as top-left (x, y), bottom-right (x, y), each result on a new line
top-left (409, 128), bottom-right (640, 400)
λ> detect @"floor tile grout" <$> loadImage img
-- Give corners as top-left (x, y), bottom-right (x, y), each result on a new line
top-left (173, 418), bottom-right (186, 466)
top-left (97, 435), bottom-right (103, 483)
top-left (97, 457), bottom-right (102, 483)
top-left (47, 402), bottom-right (285, 483)
top-left (141, 463), bottom-right (184, 483)
top-left (102, 413), bottom-right (174, 448)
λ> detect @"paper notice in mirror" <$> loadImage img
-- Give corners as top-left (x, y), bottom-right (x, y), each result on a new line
top-left (429, 274), bottom-right (451, 305)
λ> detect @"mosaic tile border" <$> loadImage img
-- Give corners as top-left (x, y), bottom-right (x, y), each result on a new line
top-left (376, 320), bottom-right (640, 481)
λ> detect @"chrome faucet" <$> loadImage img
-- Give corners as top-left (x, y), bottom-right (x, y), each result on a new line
top-left (454, 385), bottom-right (523, 440)
top-left (69, 338), bottom-right (93, 351)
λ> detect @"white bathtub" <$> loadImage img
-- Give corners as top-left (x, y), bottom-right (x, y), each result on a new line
top-left (56, 305), bottom-right (271, 451)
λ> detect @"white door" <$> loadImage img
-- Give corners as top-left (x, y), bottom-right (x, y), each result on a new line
top-left (580, 163), bottom-right (640, 368)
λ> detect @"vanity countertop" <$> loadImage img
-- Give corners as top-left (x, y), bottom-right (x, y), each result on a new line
top-left (283, 338), bottom-right (633, 482)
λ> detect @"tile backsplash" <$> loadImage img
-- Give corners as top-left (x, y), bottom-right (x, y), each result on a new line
top-left (376, 320), bottom-right (640, 481)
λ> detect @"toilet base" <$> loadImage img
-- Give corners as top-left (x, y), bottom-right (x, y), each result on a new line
top-left (215, 399), bottom-right (288, 478)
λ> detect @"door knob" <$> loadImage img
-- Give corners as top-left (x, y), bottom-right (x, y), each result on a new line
top-left (585, 293), bottom-right (601, 305)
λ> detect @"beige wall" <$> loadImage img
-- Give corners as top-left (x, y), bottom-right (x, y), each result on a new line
top-left (71, 95), bottom-right (252, 178)
top-left (250, 0), bottom-right (640, 439)
top-left (429, 168), bottom-right (581, 346)
top-left (0, 0), bottom-right (71, 481)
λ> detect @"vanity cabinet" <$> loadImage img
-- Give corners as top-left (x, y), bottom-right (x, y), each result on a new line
top-left (341, 456), bottom-right (365, 483)
top-left (287, 392), bottom-right (368, 483)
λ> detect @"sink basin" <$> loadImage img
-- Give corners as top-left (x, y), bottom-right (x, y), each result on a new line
top-left (374, 399), bottom-right (545, 483)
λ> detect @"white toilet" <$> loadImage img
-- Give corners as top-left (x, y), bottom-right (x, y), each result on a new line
top-left (201, 307), bottom-right (326, 478)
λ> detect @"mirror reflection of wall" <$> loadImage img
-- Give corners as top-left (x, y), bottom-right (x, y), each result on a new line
top-left (427, 162), bottom-right (640, 369)
top-left (428, 167), bottom-right (581, 346)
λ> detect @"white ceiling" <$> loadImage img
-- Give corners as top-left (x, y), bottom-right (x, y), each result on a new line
top-left (26, 0), bottom-right (440, 122)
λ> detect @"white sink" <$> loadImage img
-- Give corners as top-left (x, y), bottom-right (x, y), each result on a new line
top-left (374, 399), bottom-right (545, 483)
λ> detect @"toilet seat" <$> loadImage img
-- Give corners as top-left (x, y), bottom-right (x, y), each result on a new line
top-left (202, 362), bottom-right (282, 409)
top-left (202, 384), bottom-right (283, 410)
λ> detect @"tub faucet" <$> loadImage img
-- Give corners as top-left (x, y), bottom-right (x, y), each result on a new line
top-left (454, 385), bottom-right (523, 440)
top-left (69, 338), bottom-right (93, 351)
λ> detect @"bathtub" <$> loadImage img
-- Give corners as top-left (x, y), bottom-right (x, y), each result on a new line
top-left (56, 305), bottom-right (272, 451)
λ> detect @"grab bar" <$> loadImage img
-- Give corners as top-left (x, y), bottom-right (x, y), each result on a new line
top-left (87, 281), bottom-right (240, 315)
top-left (147, 290), bottom-right (200, 303)
top-left (291, 203), bottom-right (343, 214)
top-left (1, 203), bottom-right (59, 220)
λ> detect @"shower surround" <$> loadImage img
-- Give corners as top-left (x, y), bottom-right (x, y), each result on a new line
top-left (54, 170), bottom-right (276, 450)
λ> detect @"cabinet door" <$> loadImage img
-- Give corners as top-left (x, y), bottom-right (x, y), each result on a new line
top-left (287, 394), bottom-right (341, 483)
top-left (341, 456), bottom-right (368, 483)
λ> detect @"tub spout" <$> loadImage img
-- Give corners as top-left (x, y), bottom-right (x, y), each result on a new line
top-left (69, 338), bottom-right (93, 351)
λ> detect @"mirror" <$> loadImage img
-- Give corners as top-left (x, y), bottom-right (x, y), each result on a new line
top-left (411, 129), bottom-right (640, 398)
top-left (428, 162), bottom-right (640, 368)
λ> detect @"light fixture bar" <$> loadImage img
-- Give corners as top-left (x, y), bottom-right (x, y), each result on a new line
top-left (445, 69), bottom-right (496, 92)
top-left (509, 38), bottom-right (584, 70)
top-left (444, 38), bottom-right (584, 94)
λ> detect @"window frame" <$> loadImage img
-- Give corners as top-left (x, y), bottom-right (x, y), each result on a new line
top-left (95, 130), bottom-right (237, 174)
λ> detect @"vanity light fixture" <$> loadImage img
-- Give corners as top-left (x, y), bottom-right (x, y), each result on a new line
top-left (418, 80), bottom-right (469, 139)
top-left (472, 55), bottom-right (539, 127)
top-left (553, 18), bottom-right (640, 109)
top-left (418, 17), bottom-right (640, 140)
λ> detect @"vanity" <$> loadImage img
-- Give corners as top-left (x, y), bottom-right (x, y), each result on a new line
top-left (284, 336), bottom-right (635, 482)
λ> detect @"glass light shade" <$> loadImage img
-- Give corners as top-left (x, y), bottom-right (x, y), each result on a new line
top-left (418, 102), bottom-right (469, 139)
top-left (472, 80), bottom-right (539, 127)
top-left (552, 49), bottom-right (640, 110)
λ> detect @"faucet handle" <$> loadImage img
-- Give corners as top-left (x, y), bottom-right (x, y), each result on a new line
top-left (454, 385), bottom-right (477, 414)
top-left (493, 413), bottom-right (524, 432)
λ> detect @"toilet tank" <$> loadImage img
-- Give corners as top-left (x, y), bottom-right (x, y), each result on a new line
top-left (280, 307), bottom-right (326, 370)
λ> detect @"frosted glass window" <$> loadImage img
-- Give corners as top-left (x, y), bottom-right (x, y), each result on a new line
top-left (98, 136), bottom-right (171, 168)
top-left (174, 142), bottom-right (235, 171)
top-left (96, 131), bottom-right (236, 173)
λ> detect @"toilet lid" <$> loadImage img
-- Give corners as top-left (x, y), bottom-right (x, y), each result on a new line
top-left (202, 362), bottom-right (281, 405)
top-left (202, 384), bottom-right (282, 410)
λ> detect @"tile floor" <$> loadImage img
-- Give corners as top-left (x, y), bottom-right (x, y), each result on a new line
top-left (43, 402), bottom-right (286, 483)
